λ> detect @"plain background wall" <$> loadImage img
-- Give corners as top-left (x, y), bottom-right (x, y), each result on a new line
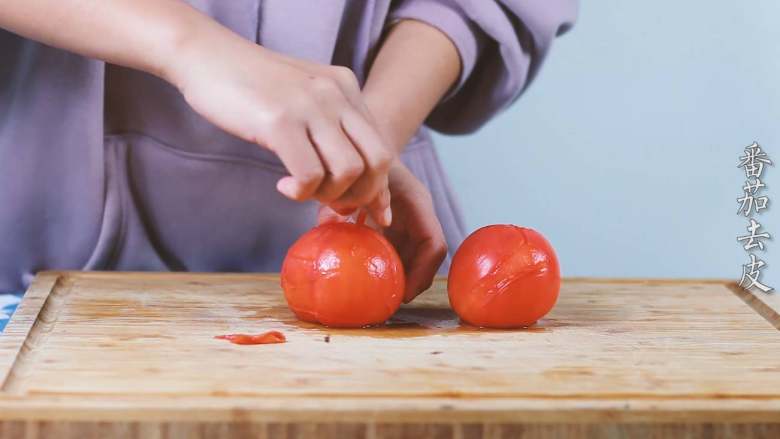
top-left (433, 1), bottom-right (779, 287)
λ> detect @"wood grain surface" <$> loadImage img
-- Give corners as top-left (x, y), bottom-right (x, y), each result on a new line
top-left (0, 272), bottom-right (778, 439)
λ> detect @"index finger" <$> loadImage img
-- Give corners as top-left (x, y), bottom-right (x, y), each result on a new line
top-left (268, 124), bottom-right (325, 201)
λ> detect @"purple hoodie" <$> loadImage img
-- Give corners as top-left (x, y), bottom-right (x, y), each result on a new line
top-left (0, 0), bottom-right (577, 291)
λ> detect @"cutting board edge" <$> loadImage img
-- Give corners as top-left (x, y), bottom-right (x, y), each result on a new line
top-left (1, 396), bottom-right (780, 424)
top-left (727, 282), bottom-right (780, 330)
top-left (0, 272), bottom-right (62, 390)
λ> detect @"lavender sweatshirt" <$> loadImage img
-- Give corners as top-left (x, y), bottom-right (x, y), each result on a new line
top-left (0, 0), bottom-right (577, 291)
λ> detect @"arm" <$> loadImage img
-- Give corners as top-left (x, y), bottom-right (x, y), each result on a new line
top-left (362, 19), bottom-right (461, 153)
top-left (0, 0), bottom-right (394, 226)
top-left (363, 20), bottom-right (461, 155)
top-left (0, 0), bottom-right (204, 81)
top-left (383, 0), bottom-right (579, 134)
top-left (360, 0), bottom-right (577, 297)
top-left (359, 19), bottom-right (461, 301)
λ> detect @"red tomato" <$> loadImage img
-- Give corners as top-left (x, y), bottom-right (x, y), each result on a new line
top-left (281, 221), bottom-right (405, 328)
top-left (447, 225), bottom-right (560, 328)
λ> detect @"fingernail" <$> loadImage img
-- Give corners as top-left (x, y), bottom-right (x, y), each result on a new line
top-left (383, 207), bottom-right (392, 226)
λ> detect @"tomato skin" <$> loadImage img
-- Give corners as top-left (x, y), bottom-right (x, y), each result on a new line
top-left (281, 222), bottom-right (405, 328)
top-left (214, 331), bottom-right (286, 345)
top-left (447, 225), bottom-right (560, 328)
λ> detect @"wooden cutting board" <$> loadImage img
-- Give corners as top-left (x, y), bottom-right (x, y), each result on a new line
top-left (0, 271), bottom-right (778, 439)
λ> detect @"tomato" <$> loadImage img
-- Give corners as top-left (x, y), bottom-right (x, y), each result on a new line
top-left (447, 225), bottom-right (560, 328)
top-left (281, 221), bottom-right (405, 328)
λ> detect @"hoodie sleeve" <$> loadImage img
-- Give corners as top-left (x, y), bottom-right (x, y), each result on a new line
top-left (387, 0), bottom-right (578, 134)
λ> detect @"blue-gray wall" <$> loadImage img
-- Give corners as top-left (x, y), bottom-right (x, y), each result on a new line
top-left (434, 1), bottom-right (779, 286)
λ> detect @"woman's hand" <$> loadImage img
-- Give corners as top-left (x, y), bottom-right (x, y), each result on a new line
top-left (317, 18), bottom-right (458, 301)
top-left (0, 0), bottom-right (394, 225)
top-left (317, 18), bottom-right (460, 300)
top-left (166, 31), bottom-right (394, 226)
top-left (319, 160), bottom-right (447, 302)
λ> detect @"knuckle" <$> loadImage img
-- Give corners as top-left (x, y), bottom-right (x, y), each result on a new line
top-left (328, 157), bottom-right (365, 188)
top-left (370, 148), bottom-right (394, 172)
top-left (333, 178), bottom-right (382, 207)
top-left (297, 168), bottom-right (325, 188)
top-left (351, 189), bottom-right (377, 207)
top-left (330, 66), bottom-right (359, 88)
top-left (266, 107), bottom-right (298, 129)
top-left (310, 76), bottom-right (341, 96)
top-left (337, 160), bottom-right (365, 182)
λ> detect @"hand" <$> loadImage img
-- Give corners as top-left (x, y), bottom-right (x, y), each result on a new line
top-left (166, 31), bottom-right (394, 226)
top-left (318, 160), bottom-right (447, 302)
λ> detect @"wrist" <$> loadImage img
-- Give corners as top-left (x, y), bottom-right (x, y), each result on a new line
top-left (157, 11), bottom-right (262, 91)
top-left (155, 12), bottom-right (205, 87)
top-left (363, 92), bottom-right (414, 155)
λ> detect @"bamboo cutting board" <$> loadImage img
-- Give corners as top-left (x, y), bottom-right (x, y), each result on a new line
top-left (0, 272), bottom-right (779, 439)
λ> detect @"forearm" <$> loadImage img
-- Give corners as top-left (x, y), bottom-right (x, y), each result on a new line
top-left (363, 19), bottom-right (461, 153)
top-left (0, 0), bottom-right (237, 82)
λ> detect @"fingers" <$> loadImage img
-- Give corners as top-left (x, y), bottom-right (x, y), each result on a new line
top-left (328, 109), bottom-right (393, 213)
top-left (268, 121), bottom-right (325, 200)
top-left (308, 120), bottom-right (365, 202)
top-left (272, 111), bottom-right (390, 208)
top-left (395, 189), bottom-right (447, 302)
top-left (264, 65), bottom-right (393, 209)
top-left (403, 235), bottom-right (447, 303)
top-left (342, 109), bottom-right (394, 181)
top-left (366, 188), bottom-right (392, 228)
top-left (317, 204), bottom-right (383, 233)
top-left (307, 112), bottom-right (392, 224)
